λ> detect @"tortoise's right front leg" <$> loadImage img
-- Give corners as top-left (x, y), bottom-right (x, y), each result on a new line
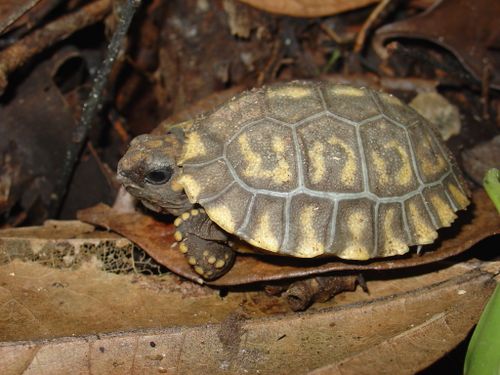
top-left (174, 209), bottom-right (235, 280)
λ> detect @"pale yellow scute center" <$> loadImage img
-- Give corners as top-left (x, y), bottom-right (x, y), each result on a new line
top-left (308, 141), bottom-right (326, 184)
top-left (380, 207), bottom-right (408, 256)
top-left (294, 205), bottom-right (324, 257)
top-left (268, 86), bottom-right (312, 99)
top-left (387, 140), bottom-right (413, 186)
top-left (371, 140), bottom-right (412, 187)
top-left (238, 134), bottom-right (291, 185)
top-left (338, 210), bottom-right (370, 260)
top-left (419, 134), bottom-right (447, 176)
top-left (430, 194), bottom-right (457, 227)
top-left (328, 137), bottom-right (357, 187)
top-left (179, 131), bottom-right (206, 163)
top-left (206, 204), bottom-right (235, 233)
top-left (371, 151), bottom-right (389, 185)
top-left (250, 212), bottom-right (279, 252)
top-left (408, 201), bottom-right (437, 244)
top-left (448, 183), bottom-right (469, 208)
top-left (329, 86), bottom-right (364, 97)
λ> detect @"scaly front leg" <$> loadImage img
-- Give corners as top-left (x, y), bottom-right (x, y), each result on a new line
top-left (174, 208), bottom-right (235, 280)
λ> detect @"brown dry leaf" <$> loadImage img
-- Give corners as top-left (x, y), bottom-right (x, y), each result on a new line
top-left (77, 203), bottom-right (203, 282)
top-left (462, 135), bottom-right (500, 186)
top-left (237, 0), bottom-right (380, 17)
top-left (374, 0), bottom-right (500, 88)
top-left (79, 189), bottom-right (500, 286)
top-left (0, 259), bottom-right (497, 374)
top-left (0, 48), bottom-right (78, 221)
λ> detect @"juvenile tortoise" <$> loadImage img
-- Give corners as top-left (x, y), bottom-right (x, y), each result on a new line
top-left (117, 81), bottom-right (470, 281)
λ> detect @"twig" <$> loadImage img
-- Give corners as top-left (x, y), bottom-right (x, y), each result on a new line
top-left (48, 0), bottom-right (141, 217)
top-left (481, 64), bottom-right (491, 120)
top-left (87, 142), bottom-right (121, 191)
top-left (354, 0), bottom-right (397, 54)
top-left (0, 0), bottom-right (112, 95)
top-left (0, 0), bottom-right (43, 35)
top-left (319, 23), bottom-right (354, 45)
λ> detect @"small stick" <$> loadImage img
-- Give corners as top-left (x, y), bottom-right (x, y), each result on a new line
top-left (0, 0), bottom-right (112, 95)
top-left (354, 0), bottom-right (395, 54)
top-left (48, 0), bottom-right (141, 217)
top-left (481, 64), bottom-right (491, 120)
top-left (0, 0), bottom-right (43, 35)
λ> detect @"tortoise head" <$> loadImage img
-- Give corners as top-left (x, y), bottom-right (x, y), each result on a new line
top-left (117, 129), bottom-right (193, 216)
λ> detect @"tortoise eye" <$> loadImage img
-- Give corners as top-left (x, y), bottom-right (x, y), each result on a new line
top-left (145, 167), bottom-right (173, 185)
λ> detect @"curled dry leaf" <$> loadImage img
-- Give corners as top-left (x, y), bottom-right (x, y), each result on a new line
top-left (237, 0), bottom-right (380, 18)
top-left (79, 189), bottom-right (500, 286)
top-left (374, 0), bottom-right (500, 89)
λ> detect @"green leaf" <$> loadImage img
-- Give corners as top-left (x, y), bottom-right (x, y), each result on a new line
top-left (483, 168), bottom-right (500, 214)
top-left (464, 284), bottom-right (500, 375)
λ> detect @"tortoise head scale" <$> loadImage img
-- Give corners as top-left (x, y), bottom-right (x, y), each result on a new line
top-left (117, 123), bottom-right (194, 216)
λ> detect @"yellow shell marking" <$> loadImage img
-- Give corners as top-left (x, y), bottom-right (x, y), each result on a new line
top-left (389, 140), bottom-right (412, 186)
top-left (419, 134), bottom-right (447, 176)
top-left (381, 207), bottom-right (408, 256)
top-left (206, 204), bottom-right (235, 233)
top-left (179, 131), bottom-right (206, 163)
top-left (268, 86), bottom-right (312, 99)
top-left (251, 212), bottom-right (279, 252)
top-left (329, 86), bottom-right (364, 97)
top-left (144, 139), bottom-right (164, 148)
top-left (177, 174), bottom-right (201, 202)
top-left (372, 140), bottom-right (413, 187)
top-left (448, 183), bottom-right (469, 208)
top-left (430, 194), bottom-right (457, 226)
top-left (308, 141), bottom-right (326, 184)
top-left (295, 206), bottom-right (324, 257)
top-left (371, 151), bottom-right (389, 185)
top-left (338, 210), bottom-right (370, 260)
top-left (328, 137), bottom-right (357, 187)
top-left (408, 201), bottom-right (437, 243)
top-left (238, 133), bottom-right (291, 185)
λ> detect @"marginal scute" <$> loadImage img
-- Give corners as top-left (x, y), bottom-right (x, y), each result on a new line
top-left (448, 181), bottom-right (469, 208)
top-left (241, 195), bottom-right (285, 253)
top-left (405, 195), bottom-right (438, 245)
top-left (335, 199), bottom-right (374, 260)
top-left (407, 122), bottom-right (450, 183)
top-left (286, 195), bottom-right (334, 257)
top-left (205, 203), bottom-right (235, 233)
top-left (265, 81), bottom-right (323, 123)
top-left (320, 84), bottom-right (380, 122)
top-left (377, 203), bottom-right (409, 257)
top-left (203, 184), bottom-right (252, 234)
top-left (201, 89), bottom-right (266, 143)
top-left (423, 186), bottom-right (457, 227)
top-left (375, 91), bottom-right (421, 127)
